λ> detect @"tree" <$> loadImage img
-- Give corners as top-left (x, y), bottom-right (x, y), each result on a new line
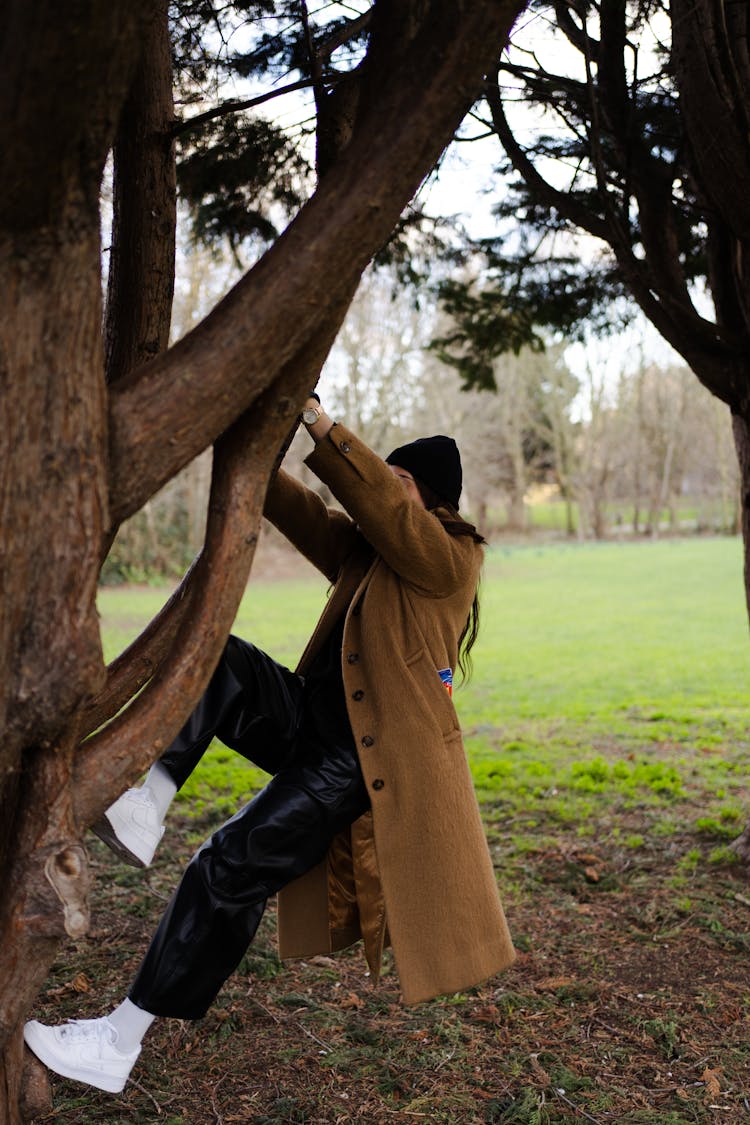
top-left (0, 1), bottom-right (526, 1118)
top-left (412, 338), bottom-right (578, 534)
top-left (433, 0), bottom-right (750, 852)
top-left (436, 0), bottom-right (750, 582)
top-left (431, 0), bottom-right (750, 850)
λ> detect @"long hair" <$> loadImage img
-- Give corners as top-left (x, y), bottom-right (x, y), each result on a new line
top-left (414, 478), bottom-right (485, 682)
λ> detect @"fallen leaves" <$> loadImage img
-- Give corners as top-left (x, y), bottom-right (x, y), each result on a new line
top-left (701, 1066), bottom-right (723, 1098)
top-left (535, 976), bottom-right (576, 992)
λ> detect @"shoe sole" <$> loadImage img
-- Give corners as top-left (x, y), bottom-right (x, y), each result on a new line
top-left (23, 1024), bottom-right (130, 1094)
top-left (91, 815), bottom-right (148, 868)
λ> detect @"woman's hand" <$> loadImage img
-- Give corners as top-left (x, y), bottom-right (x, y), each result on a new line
top-left (302, 396), bottom-right (334, 443)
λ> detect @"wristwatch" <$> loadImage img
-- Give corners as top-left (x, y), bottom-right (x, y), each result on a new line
top-left (301, 403), bottom-right (323, 426)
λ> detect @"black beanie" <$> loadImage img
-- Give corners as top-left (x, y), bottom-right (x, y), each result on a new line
top-left (385, 435), bottom-right (463, 509)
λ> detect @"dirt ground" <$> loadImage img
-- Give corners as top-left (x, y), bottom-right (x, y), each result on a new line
top-left (25, 801), bottom-right (750, 1125)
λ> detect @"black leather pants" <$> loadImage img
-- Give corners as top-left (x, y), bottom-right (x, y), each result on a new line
top-left (128, 636), bottom-right (369, 1020)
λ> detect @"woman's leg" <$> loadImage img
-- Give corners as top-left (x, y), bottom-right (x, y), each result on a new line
top-left (159, 634), bottom-right (304, 787)
top-left (94, 636), bottom-right (304, 865)
top-left (128, 737), bottom-right (369, 1019)
top-left (25, 738), bottom-right (368, 1093)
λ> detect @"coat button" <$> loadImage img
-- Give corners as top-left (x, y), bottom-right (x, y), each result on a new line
top-left (347, 652), bottom-right (359, 664)
top-left (372, 778), bottom-right (385, 791)
top-left (352, 690), bottom-right (364, 701)
top-left (340, 441), bottom-right (351, 453)
top-left (361, 735), bottom-right (375, 747)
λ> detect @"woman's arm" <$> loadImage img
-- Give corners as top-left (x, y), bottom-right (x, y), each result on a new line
top-left (302, 402), bottom-right (480, 597)
top-left (264, 465), bottom-right (358, 585)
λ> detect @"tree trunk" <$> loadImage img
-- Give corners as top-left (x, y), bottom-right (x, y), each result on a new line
top-left (729, 409), bottom-right (750, 854)
top-left (104, 0), bottom-right (176, 386)
top-left (0, 3), bottom-right (168, 1116)
top-left (0, 216), bottom-right (108, 1120)
top-left (592, 499), bottom-right (608, 540)
top-left (507, 488), bottom-right (526, 532)
top-left (732, 411), bottom-right (750, 624)
top-left (477, 498), bottom-right (489, 538)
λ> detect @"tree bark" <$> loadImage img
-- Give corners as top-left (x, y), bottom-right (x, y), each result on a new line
top-left (104, 0), bottom-right (176, 386)
top-left (0, 215), bottom-right (109, 1120)
top-left (0, 3), bottom-right (167, 1115)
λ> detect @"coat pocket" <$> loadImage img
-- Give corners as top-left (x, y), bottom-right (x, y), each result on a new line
top-left (404, 647), bottom-right (461, 739)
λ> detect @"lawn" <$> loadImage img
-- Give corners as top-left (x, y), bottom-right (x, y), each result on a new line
top-left (33, 536), bottom-right (750, 1123)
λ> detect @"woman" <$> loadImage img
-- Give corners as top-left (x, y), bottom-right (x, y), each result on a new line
top-left (24, 399), bottom-right (516, 1093)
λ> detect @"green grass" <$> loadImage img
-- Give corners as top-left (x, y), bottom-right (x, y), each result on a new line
top-left (521, 499), bottom-right (733, 532)
top-left (36, 538), bottom-right (749, 1123)
top-left (97, 536), bottom-right (750, 822)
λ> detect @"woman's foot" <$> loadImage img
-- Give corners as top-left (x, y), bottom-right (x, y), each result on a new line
top-left (92, 787), bottom-right (165, 867)
top-left (23, 1017), bottom-right (140, 1093)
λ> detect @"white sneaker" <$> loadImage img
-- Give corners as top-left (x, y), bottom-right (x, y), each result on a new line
top-left (23, 1017), bottom-right (140, 1094)
top-left (92, 787), bottom-right (165, 868)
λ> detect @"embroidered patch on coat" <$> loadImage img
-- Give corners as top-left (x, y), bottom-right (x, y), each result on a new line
top-left (438, 668), bottom-right (453, 696)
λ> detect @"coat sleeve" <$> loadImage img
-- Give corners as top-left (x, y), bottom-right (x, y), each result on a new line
top-left (304, 423), bottom-right (481, 597)
top-left (264, 468), bottom-right (359, 584)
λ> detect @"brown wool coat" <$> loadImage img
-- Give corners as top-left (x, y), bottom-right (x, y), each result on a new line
top-left (263, 422), bottom-right (515, 1004)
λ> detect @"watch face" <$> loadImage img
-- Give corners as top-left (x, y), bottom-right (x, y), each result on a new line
top-left (302, 407), bottom-right (320, 424)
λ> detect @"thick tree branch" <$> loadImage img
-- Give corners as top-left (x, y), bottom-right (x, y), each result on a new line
top-left (107, 0), bottom-right (527, 531)
top-left (597, 0), bottom-right (630, 143)
top-left (76, 404), bottom-right (284, 824)
top-left (104, 0), bottom-right (177, 385)
top-left (672, 0), bottom-right (750, 356)
top-left (84, 395), bottom-right (302, 741)
top-left (81, 558), bottom-right (200, 738)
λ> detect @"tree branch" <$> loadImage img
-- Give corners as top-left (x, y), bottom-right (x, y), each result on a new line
top-left (76, 404), bottom-right (284, 824)
top-left (171, 78), bottom-right (319, 139)
top-left (485, 82), bottom-right (610, 241)
top-left (553, 0), bottom-right (600, 61)
top-left (672, 0), bottom-right (750, 244)
top-left (107, 0), bottom-right (528, 532)
top-left (317, 9), bottom-right (372, 60)
top-left (487, 73), bottom-right (740, 400)
top-left (105, 0), bottom-right (176, 385)
top-left (170, 10), bottom-right (372, 140)
top-left (81, 557), bottom-right (200, 738)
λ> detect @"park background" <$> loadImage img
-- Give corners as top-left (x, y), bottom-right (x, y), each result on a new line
top-left (39, 529), bottom-right (750, 1122)
top-left (20, 2), bottom-right (750, 1121)
top-left (85, 172), bottom-right (749, 1120)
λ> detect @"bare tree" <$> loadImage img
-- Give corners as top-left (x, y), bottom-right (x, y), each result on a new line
top-left (325, 269), bottom-right (431, 453)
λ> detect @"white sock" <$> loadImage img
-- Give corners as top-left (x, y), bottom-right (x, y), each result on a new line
top-left (108, 997), bottom-right (156, 1054)
top-left (142, 762), bottom-right (178, 822)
